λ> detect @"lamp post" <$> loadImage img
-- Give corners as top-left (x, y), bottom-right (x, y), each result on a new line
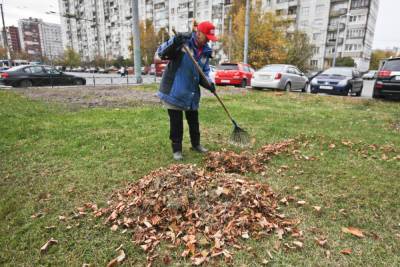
top-left (332, 12), bottom-right (351, 67)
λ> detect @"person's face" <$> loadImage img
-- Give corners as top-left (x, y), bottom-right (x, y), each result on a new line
top-left (196, 31), bottom-right (208, 46)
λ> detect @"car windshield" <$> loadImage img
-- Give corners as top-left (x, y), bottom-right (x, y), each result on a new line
top-left (217, 64), bottom-right (238, 70)
top-left (382, 59), bottom-right (400, 71)
top-left (320, 68), bottom-right (353, 77)
top-left (259, 65), bottom-right (285, 72)
top-left (5, 65), bottom-right (27, 72)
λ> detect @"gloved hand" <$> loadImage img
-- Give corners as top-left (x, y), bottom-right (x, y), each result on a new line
top-left (208, 83), bottom-right (216, 93)
top-left (173, 32), bottom-right (192, 46)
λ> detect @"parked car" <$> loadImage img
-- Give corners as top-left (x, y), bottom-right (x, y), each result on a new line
top-left (0, 66), bottom-right (9, 73)
top-left (362, 70), bottom-right (377, 80)
top-left (373, 57), bottom-right (400, 99)
top-left (251, 64), bottom-right (308, 91)
top-left (215, 62), bottom-right (253, 87)
top-left (98, 67), bottom-right (109, 74)
top-left (154, 59), bottom-right (168, 77)
top-left (310, 67), bottom-right (363, 96)
top-left (0, 65), bottom-right (86, 87)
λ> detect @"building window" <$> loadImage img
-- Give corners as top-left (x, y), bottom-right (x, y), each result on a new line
top-left (311, 60), bottom-right (318, 67)
top-left (351, 0), bottom-right (369, 9)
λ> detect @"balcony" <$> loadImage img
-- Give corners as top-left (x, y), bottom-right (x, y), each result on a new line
top-left (328, 23), bottom-right (345, 32)
top-left (326, 37), bottom-right (344, 46)
top-left (330, 8), bottom-right (347, 17)
top-left (331, 0), bottom-right (348, 3)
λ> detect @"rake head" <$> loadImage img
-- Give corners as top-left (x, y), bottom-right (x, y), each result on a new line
top-left (230, 125), bottom-right (250, 147)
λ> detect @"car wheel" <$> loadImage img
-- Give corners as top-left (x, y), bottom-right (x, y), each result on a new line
top-left (74, 79), bottom-right (83, 86)
top-left (284, 82), bottom-right (291, 92)
top-left (19, 80), bottom-right (32, 88)
top-left (240, 79), bottom-right (247, 88)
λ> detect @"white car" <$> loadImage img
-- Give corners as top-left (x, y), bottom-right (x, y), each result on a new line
top-left (362, 70), bottom-right (377, 80)
top-left (251, 64), bottom-right (308, 92)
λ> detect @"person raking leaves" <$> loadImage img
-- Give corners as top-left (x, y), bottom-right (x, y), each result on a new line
top-left (156, 21), bottom-right (217, 161)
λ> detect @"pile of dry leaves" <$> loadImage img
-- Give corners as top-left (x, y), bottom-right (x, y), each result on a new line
top-left (86, 163), bottom-right (298, 265)
top-left (205, 139), bottom-right (295, 174)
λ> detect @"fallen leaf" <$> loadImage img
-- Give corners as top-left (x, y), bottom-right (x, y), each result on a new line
top-left (241, 232), bottom-right (250, 239)
top-left (315, 238), bottom-right (328, 247)
top-left (297, 200), bottom-right (306, 205)
top-left (294, 186), bottom-right (300, 191)
top-left (110, 225), bottom-right (118, 231)
top-left (325, 250), bottom-right (331, 259)
top-left (107, 249), bottom-right (126, 267)
top-left (342, 227), bottom-right (364, 238)
top-left (59, 215), bottom-right (66, 221)
top-left (312, 206), bottom-right (321, 212)
top-left (328, 144), bottom-right (336, 149)
top-left (40, 238), bottom-right (58, 253)
top-left (292, 241), bottom-right (303, 248)
top-left (340, 248), bottom-right (352, 255)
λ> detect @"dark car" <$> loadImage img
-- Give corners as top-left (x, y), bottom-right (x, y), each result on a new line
top-left (0, 65), bottom-right (86, 87)
top-left (310, 67), bottom-right (363, 96)
top-left (373, 57), bottom-right (400, 99)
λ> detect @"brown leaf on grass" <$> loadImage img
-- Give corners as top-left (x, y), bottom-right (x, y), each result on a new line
top-left (325, 250), bottom-right (331, 259)
top-left (162, 255), bottom-right (172, 265)
top-left (59, 215), bottom-right (66, 221)
top-left (328, 144), bottom-right (336, 149)
top-left (342, 227), bottom-right (364, 238)
top-left (314, 237), bottom-right (328, 247)
top-left (31, 212), bottom-right (45, 219)
top-left (297, 200), bottom-right (306, 205)
top-left (191, 256), bottom-right (207, 265)
top-left (40, 238), bottom-right (58, 253)
top-left (340, 248), bottom-right (352, 255)
top-left (107, 249), bottom-right (126, 267)
top-left (292, 241), bottom-right (303, 248)
top-left (110, 225), bottom-right (118, 231)
top-left (312, 206), bottom-right (322, 212)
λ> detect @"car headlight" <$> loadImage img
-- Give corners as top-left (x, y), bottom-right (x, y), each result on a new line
top-left (338, 79), bottom-right (348, 86)
top-left (311, 78), bottom-right (318, 85)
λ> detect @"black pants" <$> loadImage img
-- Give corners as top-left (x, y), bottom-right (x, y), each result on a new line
top-left (168, 109), bottom-right (200, 152)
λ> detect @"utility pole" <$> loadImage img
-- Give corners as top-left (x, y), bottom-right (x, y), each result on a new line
top-left (132, 0), bottom-right (142, 83)
top-left (243, 0), bottom-right (250, 64)
top-left (0, 4), bottom-right (11, 61)
top-left (228, 16), bottom-right (232, 61)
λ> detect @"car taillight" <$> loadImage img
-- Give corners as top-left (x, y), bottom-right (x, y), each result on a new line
top-left (378, 70), bottom-right (392, 78)
top-left (275, 73), bottom-right (282, 80)
top-left (1, 72), bottom-right (9, 79)
top-left (374, 81), bottom-right (383, 89)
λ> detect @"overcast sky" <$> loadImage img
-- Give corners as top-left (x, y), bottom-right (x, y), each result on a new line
top-left (2, 0), bottom-right (399, 49)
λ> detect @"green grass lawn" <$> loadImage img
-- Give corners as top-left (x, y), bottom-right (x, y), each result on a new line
top-left (0, 87), bottom-right (399, 266)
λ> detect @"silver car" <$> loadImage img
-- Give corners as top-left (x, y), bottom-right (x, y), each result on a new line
top-left (251, 64), bottom-right (309, 92)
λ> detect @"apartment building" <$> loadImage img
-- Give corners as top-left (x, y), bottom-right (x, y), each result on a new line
top-left (260, 0), bottom-right (379, 71)
top-left (1, 26), bottom-right (22, 54)
top-left (18, 18), bottom-right (42, 58)
top-left (39, 22), bottom-right (64, 59)
top-left (58, 0), bottom-right (232, 62)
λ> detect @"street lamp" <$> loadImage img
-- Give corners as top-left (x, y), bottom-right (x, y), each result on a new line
top-left (332, 12), bottom-right (352, 67)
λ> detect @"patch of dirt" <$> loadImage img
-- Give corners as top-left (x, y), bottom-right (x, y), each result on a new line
top-left (12, 85), bottom-right (249, 108)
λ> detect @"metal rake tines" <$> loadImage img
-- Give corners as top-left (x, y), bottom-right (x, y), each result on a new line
top-left (230, 126), bottom-right (250, 146)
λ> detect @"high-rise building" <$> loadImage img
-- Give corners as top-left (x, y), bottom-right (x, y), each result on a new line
top-left (58, 0), bottom-right (231, 62)
top-left (18, 18), bottom-right (42, 58)
top-left (39, 22), bottom-right (64, 59)
top-left (6, 26), bottom-right (22, 54)
top-left (58, 0), bottom-right (378, 70)
top-left (260, 0), bottom-right (379, 71)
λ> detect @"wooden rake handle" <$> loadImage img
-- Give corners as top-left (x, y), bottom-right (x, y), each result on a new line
top-left (172, 29), bottom-right (236, 125)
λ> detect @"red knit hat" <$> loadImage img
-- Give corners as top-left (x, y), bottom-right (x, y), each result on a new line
top-left (197, 21), bottom-right (218, 42)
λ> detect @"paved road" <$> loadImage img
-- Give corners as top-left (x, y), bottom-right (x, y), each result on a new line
top-left (305, 79), bottom-right (374, 98)
top-left (72, 72), bottom-right (376, 98)
top-left (66, 72), bottom-right (161, 86)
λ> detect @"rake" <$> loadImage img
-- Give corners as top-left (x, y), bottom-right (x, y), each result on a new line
top-left (172, 29), bottom-right (250, 146)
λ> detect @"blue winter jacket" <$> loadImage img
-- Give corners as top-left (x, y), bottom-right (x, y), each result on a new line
top-left (157, 32), bottom-right (213, 110)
